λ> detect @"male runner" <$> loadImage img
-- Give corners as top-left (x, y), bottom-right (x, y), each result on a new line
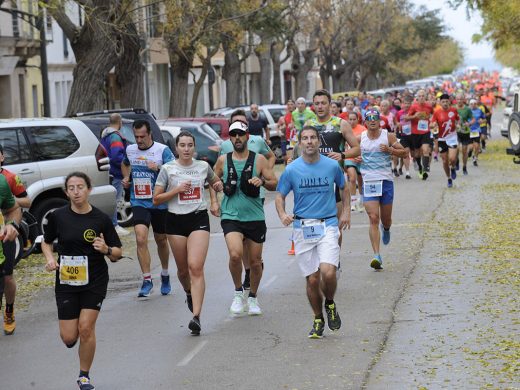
top-left (455, 93), bottom-right (475, 175)
top-left (122, 120), bottom-right (174, 297)
top-left (395, 96), bottom-right (413, 179)
top-left (292, 97), bottom-right (316, 135)
top-left (469, 98), bottom-right (486, 166)
top-left (431, 94), bottom-right (459, 188)
top-left (248, 104), bottom-right (270, 144)
top-left (213, 121), bottom-right (278, 315)
top-left (276, 125), bottom-right (350, 338)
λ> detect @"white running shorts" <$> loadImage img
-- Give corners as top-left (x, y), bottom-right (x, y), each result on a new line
top-left (293, 226), bottom-right (340, 277)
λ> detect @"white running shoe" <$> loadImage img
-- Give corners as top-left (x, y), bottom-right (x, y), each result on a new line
top-left (115, 225), bottom-right (130, 236)
top-left (230, 291), bottom-right (245, 315)
top-left (247, 297), bottom-right (262, 315)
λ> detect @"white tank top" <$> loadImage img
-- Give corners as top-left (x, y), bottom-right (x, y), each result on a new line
top-left (360, 129), bottom-right (393, 182)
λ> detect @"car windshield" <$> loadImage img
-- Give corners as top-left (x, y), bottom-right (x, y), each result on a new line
top-left (200, 123), bottom-right (222, 144)
top-left (182, 126), bottom-right (220, 149)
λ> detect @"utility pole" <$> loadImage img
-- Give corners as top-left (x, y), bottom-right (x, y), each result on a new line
top-left (37, 6), bottom-right (50, 117)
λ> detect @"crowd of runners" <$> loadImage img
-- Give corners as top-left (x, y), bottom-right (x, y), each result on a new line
top-left (0, 70), bottom-right (502, 390)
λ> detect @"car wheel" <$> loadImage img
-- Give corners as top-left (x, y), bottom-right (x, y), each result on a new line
top-left (31, 197), bottom-right (69, 235)
top-left (117, 200), bottom-right (134, 227)
top-left (508, 112), bottom-right (520, 153)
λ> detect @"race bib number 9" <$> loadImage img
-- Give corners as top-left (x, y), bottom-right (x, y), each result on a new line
top-left (418, 120), bottom-right (429, 132)
top-left (59, 256), bottom-right (89, 286)
top-left (301, 219), bottom-right (326, 243)
top-left (363, 180), bottom-right (383, 197)
top-left (133, 178), bottom-right (152, 199)
top-left (178, 179), bottom-right (203, 204)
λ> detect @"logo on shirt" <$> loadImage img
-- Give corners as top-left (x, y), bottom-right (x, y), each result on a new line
top-left (83, 229), bottom-right (96, 243)
top-left (299, 177), bottom-right (330, 189)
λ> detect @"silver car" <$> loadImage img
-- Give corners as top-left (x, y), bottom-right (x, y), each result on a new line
top-left (0, 118), bottom-right (116, 234)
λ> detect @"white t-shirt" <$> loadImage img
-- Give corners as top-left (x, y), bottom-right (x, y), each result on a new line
top-left (155, 159), bottom-right (215, 214)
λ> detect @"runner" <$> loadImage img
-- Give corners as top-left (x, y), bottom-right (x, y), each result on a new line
top-left (395, 96), bottom-right (413, 179)
top-left (42, 172), bottom-right (122, 390)
top-left (277, 99), bottom-right (295, 163)
top-left (153, 131), bottom-right (223, 335)
top-left (345, 112), bottom-right (366, 211)
top-left (358, 109), bottom-right (407, 270)
top-left (469, 98), bottom-right (486, 166)
top-left (455, 93), bottom-right (475, 175)
top-left (218, 110), bottom-right (276, 291)
top-left (275, 125), bottom-right (350, 338)
top-left (291, 97), bottom-right (316, 135)
top-left (430, 94), bottom-right (460, 188)
top-left (0, 145), bottom-right (31, 335)
top-left (405, 89), bottom-right (433, 180)
top-left (248, 103), bottom-right (270, 144)
top-left (212, 121), bottom-right (278, 316)
top-left (121, 120), bottom-right (174, 297)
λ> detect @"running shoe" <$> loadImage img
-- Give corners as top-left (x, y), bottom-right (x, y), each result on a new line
top-left (463, 167), bottom-right (468, 175)
top-left (188, 317), bottom-right (201, 335)
top-left (450, 168), bottom-right (457, 180)
top-left (381, 225), bottom-right (391, 245)
top-left (418, 171), bottom-right (424, 180)
top-left (247, 297), bottom-right (262, 315)
top-left (138, 279), bottom-right (153, 297)
top-left (230, 291), bottom-right (246, 315)
top-left (405, 172), bottom-right (411, 180)
top-left (186, 294), bottom-right (193, 313)
top-left (448, 178), bottom-right (453, 188)
top-left (473, 159), bottom-right (478, 167)
top-left (4, 310), bottom-right (15, 335)
top-left (160, 274), bottom-right (171, 295)
top-left (324, 302), bottom-right (341, 331)
top-left (370, 254), bottom-right (383, 270)
top-left (308, 318), bottom-right (325, 339)
top-left (422, 171), bottom-right (428, 180)
top-left (77, 376), bottom-right (95, 390)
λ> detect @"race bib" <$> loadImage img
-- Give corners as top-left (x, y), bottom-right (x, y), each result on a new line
top-left (301, 219), bottom-right (326, 243)
top-left (470, 130), bottom-right (480, 138)
top-left (133, 178), bottom-right (152, 199)
top-left (363, 180), bottom-right (383, 197)
top-left (418, 120), bottom-right (429, 132)
top-left (445, 132), bottom-right (458, 147)
top-left (178, 179), bottom-right (203, 204)
top-left (59, 256), bottom-right (89, 286)
top-left (402, 123), bottom-right (411, 135)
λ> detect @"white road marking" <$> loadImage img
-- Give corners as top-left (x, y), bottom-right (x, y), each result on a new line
top-left (261, 275), bottom-right (278, 289)
top-left (177, 340), bottom-right (208, 367)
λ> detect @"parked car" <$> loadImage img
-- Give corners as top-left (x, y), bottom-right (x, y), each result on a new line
top-left (158, 120), bottom-right (222, 166)
top-left (74, 109), bottom-right (168, 227)
top-left (501, 100), bottom-right (513, 138)
top-left (168, 117), bottom-right (231, 140)
top-left (203, 104), bottom-right (286, 162)
top-left (0, 118), bottom-right (116, 236)
top-left (506, 93), bottom-right (520, 163)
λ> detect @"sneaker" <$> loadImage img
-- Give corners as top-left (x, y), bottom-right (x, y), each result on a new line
top-left (230, 291), bottom-right (245, 315)
top-left (463, 167), bottom-right (468, 175)
top-left (392, 168), bottom-right (399, 177)
top-left (450, 168), bottom-right (457, 180)
top-left (448, 178), bottom-right (453, 188)
top-left (308, 318), bottom-right (325, 339)
top-left (473, 159), bottom-right (478, 167)
top-left (186, 294), bottom-right (193, 313)
top-left (77, 376), bottom-right (95, 390)
top-left (422, 171), bottom-right (428, 180)
top-left (114, 225), bottom-right (129, 236)
top-left (405, 172), bottom-right (411, 179)
top-left (138, 279), bottom-right (153, 297)
top-left (370, 254), bottom-right (383, 270)
top-left (4, 310), bottom-right (15, 335)
top-left (381, 225), bottom-right (391, 245)
top-left (188, 317), bottom-right (201, 335)
top-left (418, 171), bottom-right (423, 180)
top-left (324, 302), bottom-right (341, 331)
top-left (160, 275), bottom-right (171, 295)
top-left (247, 297), bottom-right (262, 315)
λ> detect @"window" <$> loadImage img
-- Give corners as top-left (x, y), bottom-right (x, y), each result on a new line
top-left (29, 126), bottom-right (80, 160)
top-left (268, 108), bottom-right (286, 123)
top-left (0, 128), bottom-right (32, 164)
top-left (207, 123), bottom-right (222, 135)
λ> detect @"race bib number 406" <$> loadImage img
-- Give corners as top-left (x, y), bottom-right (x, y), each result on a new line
top-left (59, 256), bottom-right (89, 286)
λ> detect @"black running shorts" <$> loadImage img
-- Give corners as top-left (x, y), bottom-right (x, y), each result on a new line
top-left (221, 219), bottom-right (266, 243)
top-left (55, 289), bottom-right (105, 320)
top-left (457, 132), bottom-right (471, 146)
top-left (165, 210), bottom-right (210, 237)
top-left (438, 140), bottom-right (458, 154)
top-left (410, 133), bottom-right (431, 150)
top-left (132, 206), bottom-right (167, 234)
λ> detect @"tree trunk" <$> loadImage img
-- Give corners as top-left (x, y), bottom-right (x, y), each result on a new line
top-left (116, 22), bottom-right (144, 108)
top-left (292, 49), bottom-right (315, 98)
top-left (254, 41), bottom-right (272, 104)
top-left (189, 47), bottom-right (218, 117)
top-left (222, 38), bottom-right (242, 107)
top-left (320, 65), bottom-right (330, 91)
top-left (168, 49), bottom-right (194, 117)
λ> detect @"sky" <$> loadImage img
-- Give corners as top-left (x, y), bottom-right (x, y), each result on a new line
top-left (411, 0), bottom-right (502, 70)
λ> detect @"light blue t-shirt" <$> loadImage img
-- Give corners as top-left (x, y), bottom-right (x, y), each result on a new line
top-left (123, 142), bottom-right (174, 209)
top-left (277, 155), bottom-right (345, 227)
top-left (470, 108), bottom-right (485, 133)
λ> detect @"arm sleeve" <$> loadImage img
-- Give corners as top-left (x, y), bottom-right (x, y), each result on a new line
top-left (43, 210), bottom-right (58, 244)
top-left (155, 166), bottom-right (168, 188)
top-left (276, 170), bottom-right (292, 196)
top-left (110, 133), bottom-right (126, 166)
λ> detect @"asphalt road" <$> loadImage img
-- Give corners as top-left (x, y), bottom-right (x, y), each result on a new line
top-left (2, 113), bottom-right (518, 389)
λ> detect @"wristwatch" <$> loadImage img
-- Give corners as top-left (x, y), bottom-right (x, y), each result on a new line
top-left (105, 247), bottom-right (112, 256)
top-left (341, 152), bottom-right (346, 160)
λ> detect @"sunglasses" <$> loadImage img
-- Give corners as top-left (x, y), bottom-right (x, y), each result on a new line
top-left (365, 115), bottom-right (380, 122)
top-left (229, 131), bottom-right (246, 137)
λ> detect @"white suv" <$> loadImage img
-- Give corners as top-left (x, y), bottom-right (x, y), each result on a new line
top-left (0, 118), bottom-right (116, 234)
